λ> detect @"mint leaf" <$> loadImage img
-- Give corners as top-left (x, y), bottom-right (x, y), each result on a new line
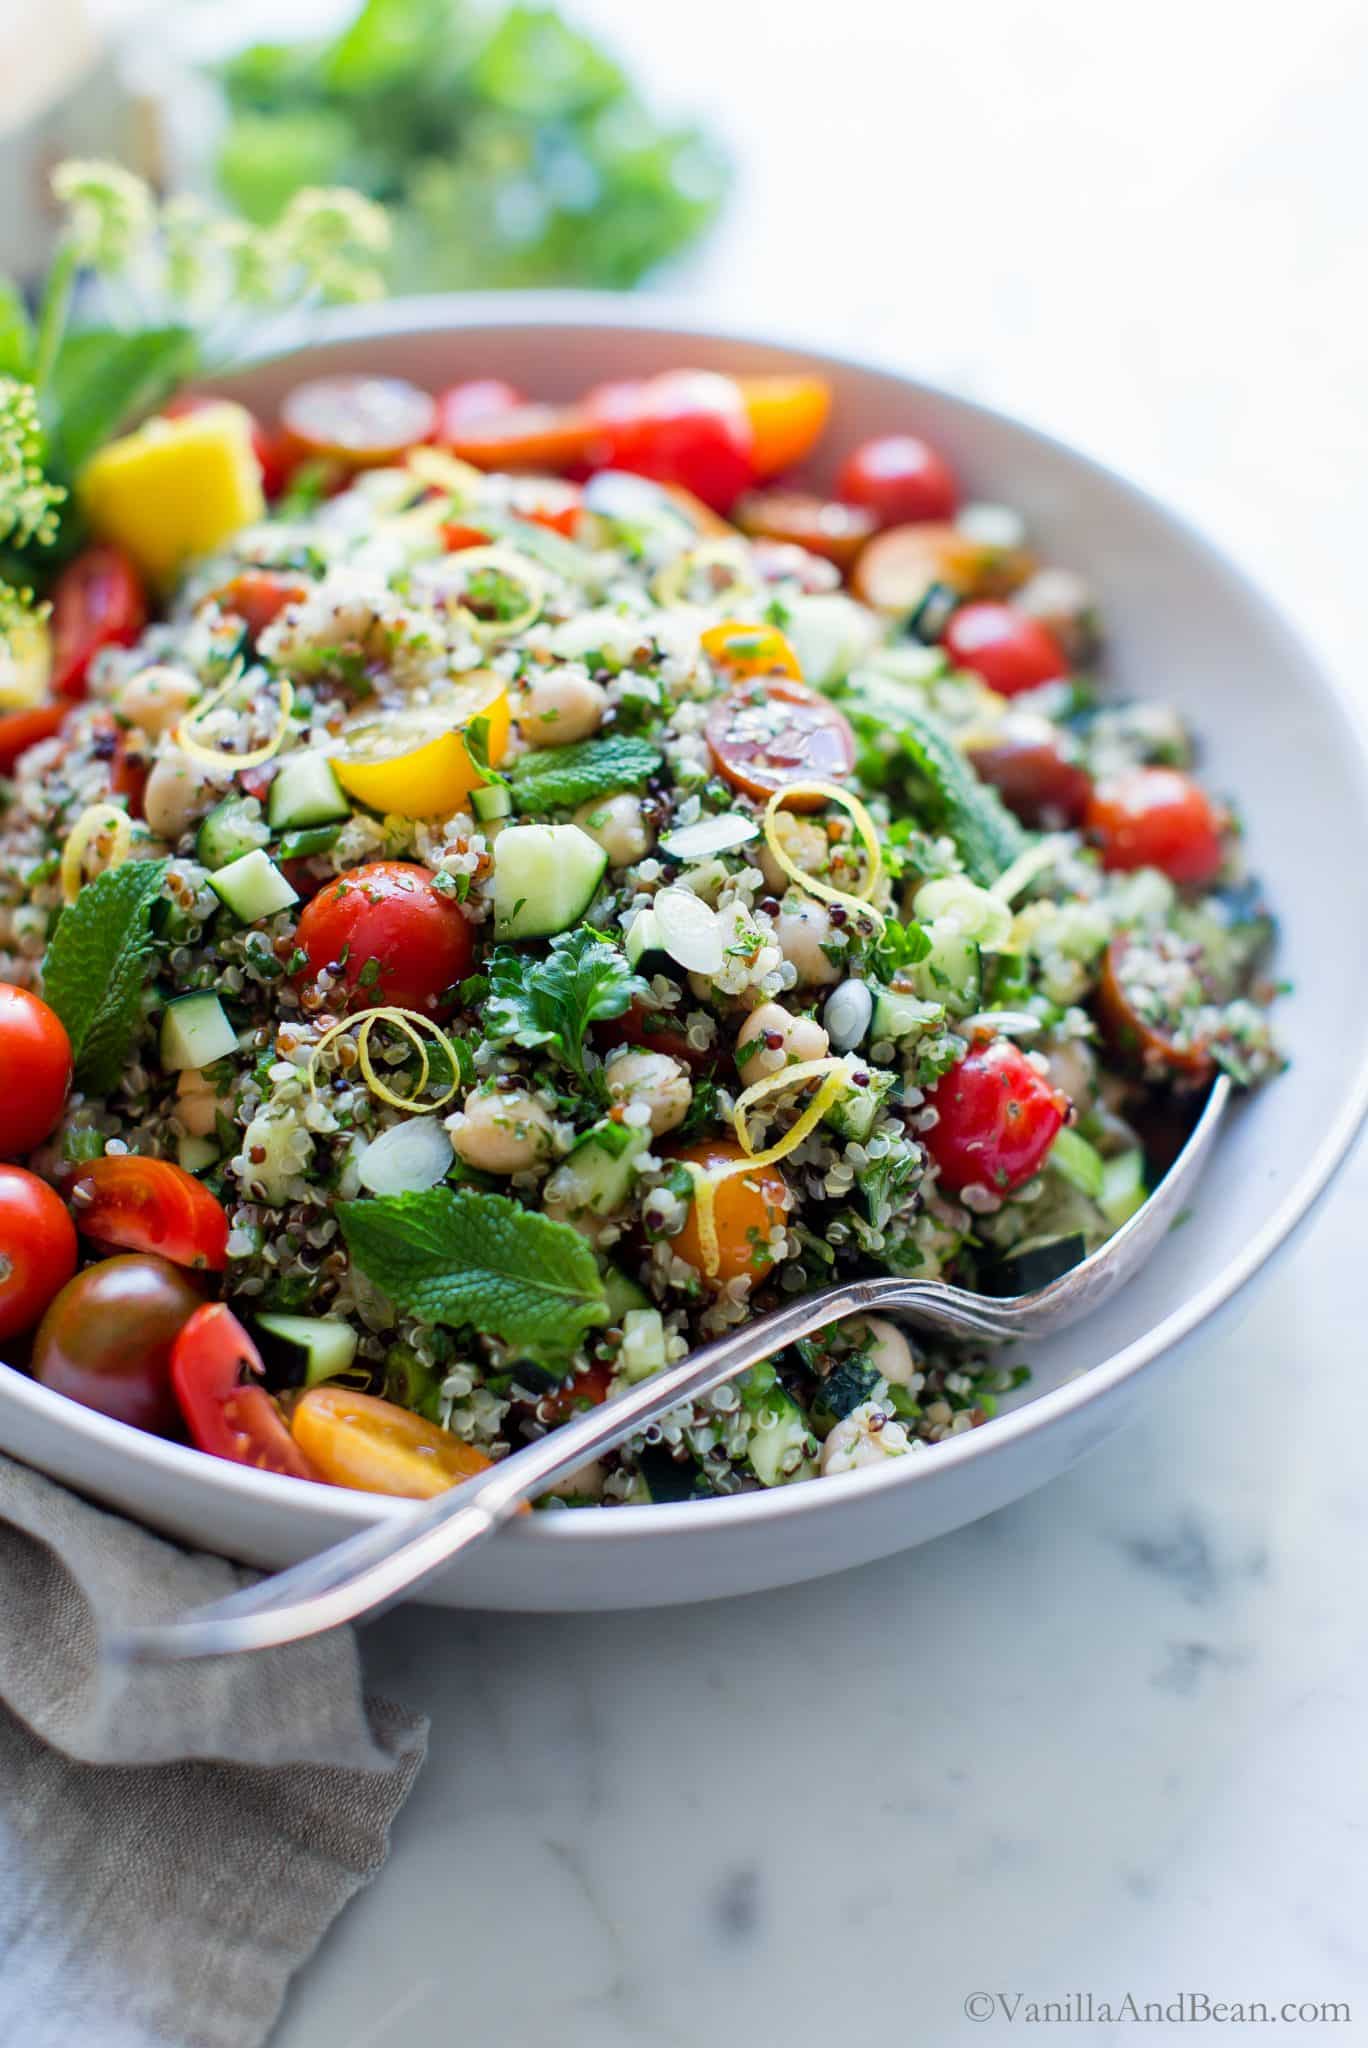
top-left (47, 326), bottom-right (195, 474)
top-left (511, 735), bottom-right (661, 814)
top-left (338, 1187), bottom-right (608, 1355)
top-left (485, 928), bottom-right (649, 1083)
top-left (895, 706), bottom-right (1027, 885)
top-left (41, 859), bottom-right (169, 1092)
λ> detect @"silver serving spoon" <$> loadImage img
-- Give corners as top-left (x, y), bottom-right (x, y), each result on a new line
top-left (110, 1076), bottom-right (1230, 1663)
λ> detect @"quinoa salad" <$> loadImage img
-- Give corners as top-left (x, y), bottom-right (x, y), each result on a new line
top-left (0, 367), bottom-right (1281, 1504)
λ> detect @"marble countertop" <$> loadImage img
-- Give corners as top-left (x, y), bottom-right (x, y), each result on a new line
top-left (269, 2), bottom-right (1368, 2040)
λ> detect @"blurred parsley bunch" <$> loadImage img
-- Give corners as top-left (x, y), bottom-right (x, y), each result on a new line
top-left (214, 0), bottom-right (728, 291)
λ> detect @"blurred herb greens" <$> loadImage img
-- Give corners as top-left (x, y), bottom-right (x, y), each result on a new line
top-left (213, 0), bottom-right (728, 291)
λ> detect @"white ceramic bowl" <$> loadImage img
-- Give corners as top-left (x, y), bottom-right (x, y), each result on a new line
top-left (5, 295), bottom-right (1368, 1611)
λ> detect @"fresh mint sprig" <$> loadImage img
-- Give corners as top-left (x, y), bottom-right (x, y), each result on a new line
top-left (41, 858), bottom-right (169, 1092)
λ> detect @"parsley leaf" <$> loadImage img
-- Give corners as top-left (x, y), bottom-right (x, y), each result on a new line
top-left (511, 735), bottom-right (662, 814)
top-left (485, 928), bottom-right (649, 1083)
top-left (893, 706), bottom-right (1028, 885)
top-left (338, 1187), bottom-right (608, 1356)
top-left (41, 859), bottom-right (168, 1092)
top-left (870, 916), bottom-right (932, 980)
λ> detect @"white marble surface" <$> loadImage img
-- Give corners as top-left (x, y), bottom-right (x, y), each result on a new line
top-left (256, 2), bottom-right (1368, 2040)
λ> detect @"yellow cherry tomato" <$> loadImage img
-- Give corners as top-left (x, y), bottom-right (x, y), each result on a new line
top-left (330, 670), bottom-right (510, 818)
top-left (291, 1386), bottom-right (493, 1498)
top-left (738, 375), bottom-right (832, 478)
top-left (700, 619), bottom-right (803, 683)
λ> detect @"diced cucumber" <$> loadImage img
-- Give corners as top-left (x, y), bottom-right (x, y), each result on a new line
top-left (472, 783), bottom-right (512, 822)
top-left (195, 797), bottom-right (268, 871)
top-left (825, 1064), bottom-right (895, 1142)
top-left (739, 1368), bottom-right (817, 1486)
top-left (784, 593), bottom-right (880, 689)
top-left (554, 1122), bottom-right (648, 1216)
top-left (208, 847), bottom-right (299, 924)
top-left (913, 877), bottom-right (1014, 951)
top-left (493, 822), bottom-right (606, 939)
top-left (176, 1133), bottom-right (219, 1173)
top-left (255, 1313), bottom-right (359, 1387)
top-left (267, 751), bottom-right (350, 830)
top-left (905, 918), bottom-right (982, 1017)
top-left (658, 813), bottom-right (760, 861)
top-left (1049, 1126), bottom-right (1105, 1200)
top-left (274, 823), bottom-right (343, 861)
top-left (160, 991), bottom-right (238, 1072)
top-left (625, 907), bottom-right (672, 979)
top-left (618, 1308), bottom-right (667, 1383)
top-left (602, 1265), bottom-right (651, 1319)
top-left (870, 986), bottom-right (944, 1042)
top-left (1100, 1147), bottom-right (1147, 1228)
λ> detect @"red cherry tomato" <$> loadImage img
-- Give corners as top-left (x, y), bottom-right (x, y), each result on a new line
top-left (210, 571), bottom-right (310, 643)
top-left (0, 704), bottom-right (70, 774)
top-left (294, 860), bottom-right (475, 1014)
top-left (434, 379), bottom-right (525, 442)
top-left (170, 1302), bottom-right (319, 1479)
top-left (50, 546), bottom-right (147, 701)
top-left (924, 1038), bottom-right (1067, 1195)
top-left (537, 1358), bottom-right (615, 1426)
top-left (837, 433), bottom-right (958, 527)
top-left (0, 1166), bottom-right (77, 1340)
top-left (0, 984), bottom-right (71, 1157)
top-left (943, 602), bottom-right (1067, 697)
top-left (66, 1156), bottom-right (230, 1271)
top-left (734, 489), bottom-right (876, 570)
top-left (602, 999), bottom-right (713, 1072)
top-left (163, 393), bottom-right (287, 498)
top-left (1085, 767), bottom-right (1225, 885)
top-left (965, 720), bottom-right (1093, 827)
top-left (705, 678), bottom-right (855, 805)
top-left (586, 371), bottom-right (757, 513)
top-left (30, 1254), bottom-right (204, 1433)
top-left (1096, 935), bottom-right (1216, 1081)
top-left (279, 376), bottom-right (438, 470)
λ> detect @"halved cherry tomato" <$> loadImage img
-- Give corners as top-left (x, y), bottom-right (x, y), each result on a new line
top-left (291, 1385), bottom-right (491, 1497)
top-left (171, 1303), bottom-right (318, 1479)
top-left (738, 375), bottom-right (832, 478)
top-left (279, 375), bottom-right (438, 470)
top-left (670, 1138), bottom-right (790, 1286)
top-left (66, 1157), bottom-right (230, 1272)
top-left (0, 1166), bottom-right (77, 1340)
top-left (50, 546), bottom-right (147, 700)
top-left (31, 1254), bottom-right (204, 1432)
top-left (852, 522), bottom-right (1032, 613)
top-left (701, 619), bottom-right (803, 683)
top-left (1096, 935), bottom-right (1216, 1082)
top-left (584, 371), bottom-right (757, 513)
top-left (537, 1358), bottom-right (614, 1425)
top-left (838, 433), bottom-right (958, 527)
top-left (1085, 767), bottom-right (1225, 885)
top-left (705, 678), bottom-right (855, 805)
top-left (0, 703), bottom-right (69, 774)
top-left (439, 402), bottom-right (597, 473)
top-left (210, 571), bottom-right (310, 643)
top-left (734, 489), bottom-right (875, 570)
top-left (924, 1038), bottom-right (1068, 1195)
top-left (164, 393), bottom-right (287, 499)
top-left (965, 721), bottom-right (1093, 827)
top-left (294, 860), bottom-right (475, 1014)
top-left (601, 998), bottom-right (714, 1072)
top-left (944, 601), bottom-right (1066, 696)
top-left (434, 379), bottom-right (525, 442)
top-left (0, 984), bottom-right (71, 1157)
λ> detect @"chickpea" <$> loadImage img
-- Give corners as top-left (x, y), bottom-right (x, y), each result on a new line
top-left (604, 1049), bottom-right (692, 1137)
top-left (115, 665), bottom-right (199, 739)
top-left (518, 669), bottom-right (607, 747)
top-left (820, 1400), bottom-right (914, 1476)
top-left (847, 1315), bottom-right (921, 1387)
top-left (775, 898), bottom-right (841, 986)
top-left (735, 1001), bottom-right (830, 1081)
top-left (448, 1087), bottom-right (556, 1175)
top-left (174, 1069), bottom-right (221, 1139)
top-left (573, 792), bottom-right (653, 867)
top-left (757, 811), bottom-right (828, 895)
top-left (143, 749), bottom-right (217, 843)
top-left (1046, 1036), bottom-right (1096, 1109)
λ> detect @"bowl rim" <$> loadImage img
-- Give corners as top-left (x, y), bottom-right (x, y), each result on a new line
top-left (8, 290), bottom-right (1368, 1548)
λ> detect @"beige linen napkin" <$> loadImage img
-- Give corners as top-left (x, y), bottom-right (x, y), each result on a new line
top-left (0, 1450), bottom-right (428, 2048)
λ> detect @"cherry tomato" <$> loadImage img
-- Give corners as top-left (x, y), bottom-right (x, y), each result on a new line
top-left (601, 999), bottom-right (713, 1072)
top-left (171, 1303), bottom-right (318, 1479)
top-left (586, 372), bottom-right (757, 513)
top-left (109, 726), bottom-right (148, 818)
top-left (965, 722), bottom-right (1093, 827)
top-left (0, 1167), bottom-right (77, 1341)
top-left (434, 379), bottom-right (525, 442)
top-left (279, 376), bottom-right (438, 470)
top-left (944, 601), bottom-right (1067, 697)
top-left (1096, 935), bottom-right (1216, 1082)
top-left (670, 1138), bottom-right (790, 1286)
top-left (1085, 767), bottom-right (1225, 885)
top-left (0, 704), bottom-right (70, 774)
top-left (66, 1157), bottom-right (230, 1271)
top-left (291, 1385), bottom-right (492, 1497)
top-left (440, 477), bottom-right (582, 551)
top-left (705, 679), bottom-right (855, 805)
top-left (838, 433), bottom-right (958, 527)
top-left (0, 985), bottom-right (71, 1157)
top-left (50, 546), bottom-right (147, 701)
top-left (737, 375), bottom-right (832, 478)
top-left (734, 489), bottom-right (875, 570)
top-left (30, 1254), bottom-right (203, 1433)
top-left (852, 522), bottom-right (1032, 613)
top-left (701, 619), bottom-right (803, 683)
top-left (536, 1358), bottom-right (614, 1426)
top-left (164, 393), bottom-right (287, 498)
top-left (924, 1038), bottom-right (1068, 1195)
top-left (209, 571), bottom-right (309, 643)
top-left (294, 860), bottom-right (475, 1014)
top-left (439, 402), bottom-right (597, 473)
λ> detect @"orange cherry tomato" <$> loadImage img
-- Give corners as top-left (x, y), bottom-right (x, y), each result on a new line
top-left (734, 489), bottom-right (875, 570)
top-left (0, 704), bottom-right (70, 774)
top-left (0, 984), bottom-right (72, 1156)
top-left (294, 860), bottom-right (475, 1015)
top-left (439, 402), bottom-right (598, 473)
top-left (701, 619), bottom-right (803, 683)
top-left (705, 678), bottom-right (855, 806)
top-left (66, 1156), bottom-right (230, 1271)
top-left (0, 1166), bottom-right (77, 1340)
top-left (852, 522), bottom-right (1032, 613)
top-left (434, 379), bottom-right (525, 442)
top-left (738, 375), bottom-right (832, 478)
top-left (1085, 768), bottom-right (1225, 885)
top-left (279, 375), bottom-right (438, 470)
top-left (210, 571), bottom-right (310, 643)
top-left (1096, 935), bottom-right (1217, 1081)
top-left (291, 1385), bottom-right (493, 1497)
top-left (670, 1138), bottom-right (790, 1286)
top-left (171, 1303), bottom-right (319, 1479)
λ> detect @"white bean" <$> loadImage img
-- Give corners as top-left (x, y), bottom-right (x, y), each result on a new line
top-left (775, 898), bottom-right (841, 986)
top-left (848, 1315), bottom-right (921, 1387)
top-left (820, 1400), bottom-right (914, 1475)
top-left (518, 669), bottom-right (607, 747)
top-left (573, 792), bottom-right (653, 867)
top-left (604, 1049), bottom-right (692, 1136)
top-left (115, 665), bottom-right (199, 739)
top-left (735, 1001), bottom-right (830, 1081)
top-left (174, 1069), bottom-right (221, 1138)
top-left (448, 1087), bottom-right (555, 1174)
top-left (143, 749), bottom-right (216, 843)
top-left (757, 811), bottom-right (827, 894)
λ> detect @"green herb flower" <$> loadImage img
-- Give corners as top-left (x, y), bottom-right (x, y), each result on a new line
top-left (50, 160), bottom-right (155, 272)
top-left (0, 377), bottom-right (65, 550)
